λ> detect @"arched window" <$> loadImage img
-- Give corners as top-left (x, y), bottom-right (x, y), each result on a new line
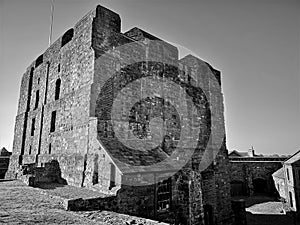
top-left (55, 78), bottom-right (61, 100)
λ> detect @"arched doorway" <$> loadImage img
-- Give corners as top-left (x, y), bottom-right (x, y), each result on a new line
top-left (253, 178), bottom-right (267, 194)
top-left (231, 180), bottom-right (246, 196)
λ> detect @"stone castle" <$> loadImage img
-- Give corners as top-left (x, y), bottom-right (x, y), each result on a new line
top-left (6, 5), bottom-right (233, 225)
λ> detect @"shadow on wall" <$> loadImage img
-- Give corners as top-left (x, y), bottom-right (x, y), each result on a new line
top-left (0, 148), bottom-right (12, 179)
top-left (21, 160), bottom-right (67, 188)
top-left (36, 160), bottom-right (68, 186)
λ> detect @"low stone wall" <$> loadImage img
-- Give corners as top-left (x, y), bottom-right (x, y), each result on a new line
top-left (64, 195), bottom-right (117, 211)
top-left (0, 156), bottom-right (10, 179)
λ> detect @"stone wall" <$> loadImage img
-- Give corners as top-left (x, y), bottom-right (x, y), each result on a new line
top-left (230, 158), bottom-right (284, 196)
top-left (7, 5), bottom-right (233, 225)
top-left (0, 156), bottom-right (10, 179)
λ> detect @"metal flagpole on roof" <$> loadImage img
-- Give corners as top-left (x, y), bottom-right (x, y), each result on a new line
top-left (49, 0), bottom-right (55, 46)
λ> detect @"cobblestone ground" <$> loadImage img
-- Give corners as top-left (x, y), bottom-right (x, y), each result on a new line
top-left (0, 180), bottom-right (167, 225)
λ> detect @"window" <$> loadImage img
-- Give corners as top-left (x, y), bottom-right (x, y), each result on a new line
top-left (157, 178), bottom-right (172, 212)
top-left (34, 90), bottom-right (39, 109)
top-left (26, 68), bottom-right (34, 111)
top-left (50, 111), bottom-right (56, 133)
top-left (31, 118), bottom-right (36, 136)
top-left (58, 64), bottom-right (60, 73)
top-left (287, 168), bottom-right (290, 181)
top-left (61, 28), bottom-right (74, 47)
top-left (48, 143), bottom-right (52, 154)
top-left (109, 163), bottom-right (116, 189)
top-left (289, 191), bottom-right (293, 207)
top-left (55, 78), bottom-right (61, 100)
top-left (29, 145), bottom-right (32, 155)
top-left (35, 54), bottom-right (43, 68)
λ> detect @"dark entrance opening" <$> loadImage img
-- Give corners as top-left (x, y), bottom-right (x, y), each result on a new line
top-left (231, 180), bottom-right (247, 196)
top-left (204, 204), bottom-right (213, 225)
top-left (253, 178), bottom-right (267, 194)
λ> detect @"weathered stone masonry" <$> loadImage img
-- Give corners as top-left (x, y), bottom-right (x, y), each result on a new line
top-left (7, 5), bottom-right (233, 225)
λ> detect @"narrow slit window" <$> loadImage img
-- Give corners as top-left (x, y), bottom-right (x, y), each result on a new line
top-left (50, 111), bottom-right (56, 133)
top-left (109, 163), bottom-right (116, 189)
top-left (31, 118), bottom-right (35, 136)
top-left (48, 143), bottom-right (52, 154)
top-left (289, 191), bottom-right (293, 207)
top-left (34, 90), bottom-right (39, 109)
top-left (29, 145), bottom-right (32, 155)
top-left (55, 78), bottom-right (61, 100)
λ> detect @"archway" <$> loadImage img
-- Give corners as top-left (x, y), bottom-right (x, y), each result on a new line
top-left (231, 180), bottom-right (246, 196)
top-left (253, 178), bottom-right (267, 194)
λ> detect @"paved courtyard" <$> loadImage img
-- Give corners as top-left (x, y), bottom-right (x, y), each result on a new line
top-left (244, 195), bottom-right (295, 225)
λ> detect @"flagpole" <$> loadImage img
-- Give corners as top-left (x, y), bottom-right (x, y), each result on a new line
top-left (49, 0), bottom-right (55, 46)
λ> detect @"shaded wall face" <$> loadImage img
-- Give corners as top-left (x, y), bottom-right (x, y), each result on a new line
top-left (117, 171), bottom-right (193, 225)
top-left (230, 161), bottom-right (284, 196)
top-left (91, 18), bottom-right (231, 225)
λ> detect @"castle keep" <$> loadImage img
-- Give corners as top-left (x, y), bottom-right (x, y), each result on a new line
top-left (7, 5), bottom-right (233, 225)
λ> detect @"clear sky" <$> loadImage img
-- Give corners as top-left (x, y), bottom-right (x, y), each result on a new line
top-left (0, 0), bottom-right (299, 155)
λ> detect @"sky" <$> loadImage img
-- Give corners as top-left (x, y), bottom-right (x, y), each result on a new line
top-left (0, 0), bottom-right (299, 156)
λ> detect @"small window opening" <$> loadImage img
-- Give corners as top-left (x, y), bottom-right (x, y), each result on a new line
top-left (287, 168), bottom-right (290, 181)
top-left (29, 145), bottom-right (32, 155)
top-left (58, 64), bottom-right (60, 73)
top-left (55, 78), bottom-right (61, 100)
top-left (34, 90), bottom-right (39, 109)
top-left (157, 178), bottom-right (172, 212)
top-left (289, 191), bottom-right (293, 207)
top-left (61, 28), bottom-right (74, 47)
top-left (48, 143), bottom-right (52, 154)
top-left (35, 54), bottom-right (43, 68)
top-left (50, 111), bottom-right (56, 133)
top-left (31, 118), bottom-right (36, 136)
top-left (109, 163), bottom-right (116, 189)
